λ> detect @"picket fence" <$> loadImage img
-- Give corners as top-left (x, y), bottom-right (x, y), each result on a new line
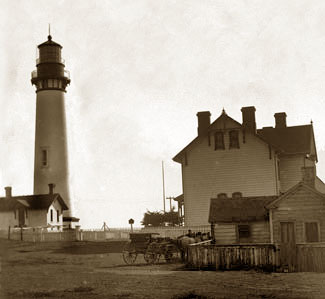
top-left (0, 225), bottom-right (210, 242)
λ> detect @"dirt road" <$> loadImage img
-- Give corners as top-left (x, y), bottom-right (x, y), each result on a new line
top-left (1, 240), bottom-right (325, 298)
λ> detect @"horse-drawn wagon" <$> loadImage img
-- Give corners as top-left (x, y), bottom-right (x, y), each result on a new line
top-left (122, 232), bottom-right (179, 264)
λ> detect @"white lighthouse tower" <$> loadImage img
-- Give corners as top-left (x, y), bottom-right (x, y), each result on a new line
top-left (31, 34), bottom-right (71, 216)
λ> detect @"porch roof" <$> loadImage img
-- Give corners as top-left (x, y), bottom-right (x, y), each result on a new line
top-left (209, 196), bottom-right (277, 223)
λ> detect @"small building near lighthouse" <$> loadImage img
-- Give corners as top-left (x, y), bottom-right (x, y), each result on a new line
top-left (0, 185), bottom-right (69, 231)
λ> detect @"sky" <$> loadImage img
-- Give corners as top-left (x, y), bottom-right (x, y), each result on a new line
top-left (1, 0), bottom-right (325, 228)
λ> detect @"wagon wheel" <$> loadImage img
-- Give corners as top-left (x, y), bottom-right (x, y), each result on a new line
top-left (122, 242), bottom-right (137, 264)
top-left (164, 244), bottom-right (179, 263)
top-left (144, 242), bottom-right (159, 264)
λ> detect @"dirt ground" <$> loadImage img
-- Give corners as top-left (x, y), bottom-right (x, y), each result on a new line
top-left (1, 240), bottom-right (325, 299)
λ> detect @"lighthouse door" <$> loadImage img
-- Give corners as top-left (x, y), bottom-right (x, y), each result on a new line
top-left (18, 208), bottom-right (25, 227)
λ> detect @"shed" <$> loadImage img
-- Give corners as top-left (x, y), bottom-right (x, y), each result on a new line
top-left (209, 195), bottom-right (277, 244)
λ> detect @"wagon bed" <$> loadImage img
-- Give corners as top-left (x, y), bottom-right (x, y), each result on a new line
top-left (122, 232), bottom-right (179, 264)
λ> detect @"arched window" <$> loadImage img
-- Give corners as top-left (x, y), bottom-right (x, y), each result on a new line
top-left (50, 209), bottom-right (53, 222)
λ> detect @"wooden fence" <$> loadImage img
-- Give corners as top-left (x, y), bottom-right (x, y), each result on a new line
top-left (3, 228), bottom-right (133, 242)
top-left (187, 243), bottom-right (325, 272)
top-left (296, 243), bottom-right (325, 272)
top-left (187, 244), bottom-right (277, 271)
top-left (0, 225), bottom-right (210, 242)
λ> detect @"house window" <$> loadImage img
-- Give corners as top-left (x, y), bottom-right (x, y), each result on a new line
top-left (305, 222), bottom-right (319, 242)
top-left (238, 224), bottom-right (250, 238)
top-left (41, 149), bottom-right (48, 167)
top-left (25, 209), bottom-right (28, 219)
top-left (14, 209), bottom-right (16, 219)
top-left (214, 132), bottom-right (225, 150)
top-left (277, 160), bottom-right (281, 180)
top-left (57, 210), bottom-right (60, 222)
top-left (50, 209), bottom-right (53, 222)
top-left (229, 130), bottom-right (239, 149)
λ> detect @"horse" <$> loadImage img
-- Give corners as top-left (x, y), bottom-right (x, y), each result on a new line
top-left (175, 235), bottom-right (196, 262)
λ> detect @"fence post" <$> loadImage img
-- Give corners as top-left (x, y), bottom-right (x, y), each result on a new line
top-left (20, 227), bottom-right (23, 241)
top-left (7, 226), bottom-right (11, 240)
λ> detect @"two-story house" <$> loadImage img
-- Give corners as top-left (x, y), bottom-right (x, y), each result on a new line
top-left (173, 106), bottom-right (325, 245)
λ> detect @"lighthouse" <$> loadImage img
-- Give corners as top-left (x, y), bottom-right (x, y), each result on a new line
top-left (31, 34), bottom-right (71, 216)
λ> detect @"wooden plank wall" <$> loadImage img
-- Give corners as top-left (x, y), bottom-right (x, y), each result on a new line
top-left (296, 244), bottom-right (325, 272)
top-left (187, 244), bottom-right (277, 270)
top-left (187, 243), bottom-right (325, 272)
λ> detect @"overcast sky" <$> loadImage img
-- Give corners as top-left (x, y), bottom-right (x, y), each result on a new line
top-left (1, 0), bottom-right (325, 228)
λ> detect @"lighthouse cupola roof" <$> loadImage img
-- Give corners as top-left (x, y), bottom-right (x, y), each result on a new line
top-left (38, 34), bottom-right (62, 48)
top-left (31, 34), bottom-right (70, 92)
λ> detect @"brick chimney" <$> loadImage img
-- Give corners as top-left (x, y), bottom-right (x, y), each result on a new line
top-left (241, 106), bottom-right (256, 133)
top-left (196, 111), bottom-right (211, 136)
top-left (5, 186), bottom-right (12, 198)
top-left (274, 112), bottom-right (287, 128)
top-left (302, 166), bottom-right (315, 188)
top-left (48, 183), bottom-right (56, 194)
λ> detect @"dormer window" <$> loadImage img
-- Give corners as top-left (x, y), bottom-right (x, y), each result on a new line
top-left (214, 132), bottom-right (225, 150)
top-left (229, 130), bottom-right (239, 149)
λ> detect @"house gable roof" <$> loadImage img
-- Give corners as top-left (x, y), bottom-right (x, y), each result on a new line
top-left (173, 110), bottom-right (275, 163)
top-left (209, 195), bottom-right (277, 223)
top-left (0, 198), bottom-right (26, 211)
top-left (257, 124), bottom-right (317, 160)
top-left (266, 181), bottom-right (325, 209)
top-left (0, 194), bottom-right (69, 212)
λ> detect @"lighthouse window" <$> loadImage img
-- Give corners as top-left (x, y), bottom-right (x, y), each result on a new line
top-left (41, 149), bottom-right (48, 167)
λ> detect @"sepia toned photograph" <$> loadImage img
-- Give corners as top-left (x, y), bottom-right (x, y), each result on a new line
top-left (1, 1), bottom-right (325, 298)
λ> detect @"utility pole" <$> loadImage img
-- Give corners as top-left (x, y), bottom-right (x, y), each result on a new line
top-left (162, 161), bottom-right (166, 212)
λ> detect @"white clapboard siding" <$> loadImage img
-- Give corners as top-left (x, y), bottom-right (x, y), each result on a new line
top-left (182, 130), bottom-right (278, 225)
